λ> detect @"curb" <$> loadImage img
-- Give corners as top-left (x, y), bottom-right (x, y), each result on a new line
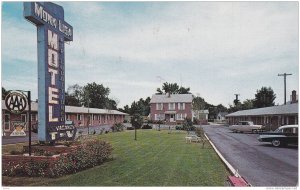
top-left (204, 133), bottom-right (252, 186)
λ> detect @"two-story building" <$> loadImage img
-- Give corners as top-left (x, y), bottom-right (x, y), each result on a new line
top-left (150, 94), bottom-right (193, 124)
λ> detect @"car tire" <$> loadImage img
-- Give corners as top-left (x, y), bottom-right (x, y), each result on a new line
top-left (272, 139), bottom-right (281, 147)
top-left (252, 129), bottom-right (258, 133)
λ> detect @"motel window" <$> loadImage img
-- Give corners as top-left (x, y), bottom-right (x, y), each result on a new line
top-left (31, 114), bottom-right (37, 122)
top-left (178, 103), bottom-right (185, 110)
top-left (77, 114), bottom-right (82, 121)
top-left (156, 103), bottom-right (163, 110)
top-left (155, 114), bottom-right (165, 121)
top-left (65, 114), bottom-right (71, 121)
top-left (21, 114), bottom-right (27, 122)
top-left (176, 113), bottom-right (184, 120)
top-left (168, 103), bottom-right (175, 110)
top-left (93, 115), bottom-right (97, 120)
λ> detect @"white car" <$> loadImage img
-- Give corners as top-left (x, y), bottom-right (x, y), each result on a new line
top-left (229, 121), bottom-right (264, 133)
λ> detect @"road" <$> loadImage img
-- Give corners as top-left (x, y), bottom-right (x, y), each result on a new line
top-left (202, 125), bottom-right (298, 186)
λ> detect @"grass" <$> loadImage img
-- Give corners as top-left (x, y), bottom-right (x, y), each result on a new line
top-left (2, 130), bottom-right (229, 186)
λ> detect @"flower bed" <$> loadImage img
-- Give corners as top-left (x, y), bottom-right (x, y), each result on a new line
top-left (2, 139), bottom-right (112, 178)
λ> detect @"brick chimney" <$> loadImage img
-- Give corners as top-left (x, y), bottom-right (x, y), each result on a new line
top-left (291, 90), bottom-right (298, 103)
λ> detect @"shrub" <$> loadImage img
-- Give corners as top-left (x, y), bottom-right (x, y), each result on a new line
top-left (175, 125), bottom-right (183, 130)
top-left (49, 139), bottom-right (112, 177)
top-left (183, 118), bottom-right (195, 131)
top-left (142, 124), bottom-right (152, 129)
top-left (3, 139), bottom-right (113, 178)
top-left (3, 160), bottom-right (49, 177)
top-left (64, 141), bottom-right (73, 147)
top-left (147, 119), bottom-right (154, 124)
top-left (10, 150), bottom-right (23, 155)
top-left (193, 118), bottom-right (200, 125)
top-left (195, 127), bottom-right (205, 137)
top-left (111, 123), bottom-right (125, 132)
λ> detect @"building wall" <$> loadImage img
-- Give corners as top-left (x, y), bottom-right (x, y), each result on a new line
top-left (227, 114), bottom-right (298, 130)
top-left (2, 110), bottom-right (125, 136)
top-left (150, 102), bottom-right (192, 123)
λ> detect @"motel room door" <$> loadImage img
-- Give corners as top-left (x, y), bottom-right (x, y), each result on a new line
top-left (170, 114), bottom-right (175, 122)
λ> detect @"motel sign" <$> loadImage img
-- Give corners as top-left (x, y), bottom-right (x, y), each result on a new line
top-left (24, 2), bottom-right (73, 142)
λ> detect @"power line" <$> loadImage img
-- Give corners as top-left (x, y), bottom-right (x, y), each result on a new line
top-left (278, 73), bottom-right (292, 105)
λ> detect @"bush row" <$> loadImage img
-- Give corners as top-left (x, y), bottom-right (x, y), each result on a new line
top-left (2, 139), bottom-right (113, 178)
top-left (111, 123), bottom-right (125, 132)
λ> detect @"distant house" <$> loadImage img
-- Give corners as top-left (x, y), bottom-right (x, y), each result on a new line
top-left (150, 94), bottom-right (193, 124)
top-left (193, 110), bottom-right (209, 124)
top-left (217, 112), bottom-right (228, 121)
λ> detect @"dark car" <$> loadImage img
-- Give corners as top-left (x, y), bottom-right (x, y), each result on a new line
top-left (257, 125), bottom-right (298, 147)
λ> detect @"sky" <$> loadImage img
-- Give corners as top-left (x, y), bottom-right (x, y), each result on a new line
top-left (1, 1), bottom-right (299, 108)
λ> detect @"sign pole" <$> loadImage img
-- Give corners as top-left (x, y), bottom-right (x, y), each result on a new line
top-left (28, 91), bottom-right (32, 156)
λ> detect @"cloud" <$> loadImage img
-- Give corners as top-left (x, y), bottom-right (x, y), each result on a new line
top-left (2, 2), bottom-right (298, 107)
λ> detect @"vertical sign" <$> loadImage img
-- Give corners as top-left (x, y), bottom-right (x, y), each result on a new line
top-left (24, 2), bottom-right (73, 142)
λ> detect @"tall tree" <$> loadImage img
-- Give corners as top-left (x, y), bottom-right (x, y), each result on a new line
top-left (2, 87), bottom-right (9, 100)
top-left (82, 82), bottom-right (111, 109)
top-left (241, 99), bottom-right (254, 110)
top-left (253, 87), bottom-right (276, 108)
top-left (65, 92), bottom-right (81, 106)
top-left (66, 82), bottom-right (118, 109)
top-left (66, 84), bottom-right (84, 105)
top-left (121, 97), bottom-right (151, 116)
top-left (156, 82), bottom-right (190, 94)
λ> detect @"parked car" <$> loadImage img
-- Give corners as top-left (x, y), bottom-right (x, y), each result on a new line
top-left (257, 125), bottom-right (298, 147)
top-left (229, 121), bottom-right (264, 133)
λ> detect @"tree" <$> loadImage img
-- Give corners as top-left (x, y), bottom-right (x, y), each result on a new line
top-left (233, 99), bottom-right (240, 106)
top-left (156, 82), bottom-right (190, 94)
top-left (66, 82), bottom-right (118, 109)
top-left (67, 84), bottom-right (83, 105)
top-left (82, 82), bottom-right (111, 109)
top-left (192, 96), bottom-right (206, 120)
top-left (121, 97), bottom-right (151, 116)
top-left (65, 92), bottom-right (81, 106)
top-left (253, 87), bottom-right (276, 108)
top-left (2, 87), bottom-right (9, 100)
top-left (130, 114), bottom-right (143, 129)
top-left (241, 99), bottom-right (254, 110)
top-left (178, 86), bottom-right (191, 94)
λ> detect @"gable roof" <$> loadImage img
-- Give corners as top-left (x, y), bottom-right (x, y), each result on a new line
top-left (226, 103), bottom-right (298, 117)
top-left (150, 94), bottom-right (193, 103)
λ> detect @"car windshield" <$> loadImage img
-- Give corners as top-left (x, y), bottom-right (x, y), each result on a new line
top-left (274, 128), bottom-right (282, 133)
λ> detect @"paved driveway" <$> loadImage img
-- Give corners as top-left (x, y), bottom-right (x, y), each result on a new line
top-left (202, 125), bottom-right (298, 186)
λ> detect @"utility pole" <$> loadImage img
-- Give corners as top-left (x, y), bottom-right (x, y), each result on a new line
top-left (278, 73), bottom-right (292, 104)
top-left (234, 94), bottom-right (240, 101)
top-left (234, 94), bottom-right (240, 106)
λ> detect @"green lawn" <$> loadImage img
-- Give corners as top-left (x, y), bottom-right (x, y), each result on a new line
top-left (3, 130), bottom-right (229, 186)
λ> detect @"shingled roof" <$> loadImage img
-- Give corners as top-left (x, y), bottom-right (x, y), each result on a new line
top-left (2, 100), bottom-right (128, 115)
top-left (226, 103), bottom-right (298, 117)
top-left (150, 94), bottom-right (193, 103)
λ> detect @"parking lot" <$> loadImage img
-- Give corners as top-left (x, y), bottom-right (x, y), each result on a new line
top-left (202, 124), bottom-right (298, 186)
